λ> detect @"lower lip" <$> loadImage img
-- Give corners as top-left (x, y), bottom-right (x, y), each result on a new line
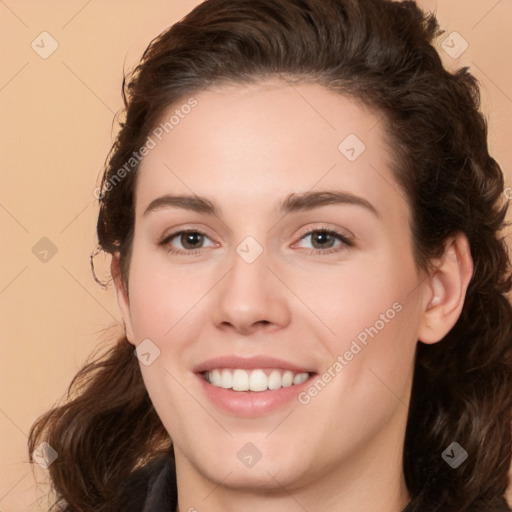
top-left (196, 373), bottom-right (315, 417)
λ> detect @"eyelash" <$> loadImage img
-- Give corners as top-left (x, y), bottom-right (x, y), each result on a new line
top-left (158, 226), bottom-right (353, 256)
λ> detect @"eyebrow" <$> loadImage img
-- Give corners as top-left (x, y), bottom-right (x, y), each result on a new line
top-left (143, 190), bottom-right (379, 218)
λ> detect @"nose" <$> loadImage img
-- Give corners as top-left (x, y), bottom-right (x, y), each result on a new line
top-left (210, 245), bottom-right (291, 335)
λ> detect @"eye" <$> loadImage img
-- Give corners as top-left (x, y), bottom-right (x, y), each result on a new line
top-left (159, 229), bottom-right (217, 255)
top-left (294, 227), bottom-right (353, 255)
top-left (158, 226), bottom-right (353, 257)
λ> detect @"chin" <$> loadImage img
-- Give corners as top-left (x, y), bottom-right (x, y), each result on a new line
top-left (200, 455), bottom-right (310, 492)
top-left (174, 432), bottom-right (312, 489)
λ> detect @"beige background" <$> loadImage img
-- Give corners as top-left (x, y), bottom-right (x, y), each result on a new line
top-left (0, 1), bottom-right (511, 510)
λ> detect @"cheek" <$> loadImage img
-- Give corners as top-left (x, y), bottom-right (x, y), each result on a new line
top-left (126, 248), bottom-right (206, 340)
top-left (309, 255), bottom-right (416, 346)
top-left (313, 250), bottom-right (420, 396)
top-left (322, 295), bottom-right (417, 404)
top-left (298, 298), bottom-right (418, 454)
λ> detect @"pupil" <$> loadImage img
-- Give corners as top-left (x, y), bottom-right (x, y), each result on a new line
top-left (313, 231), bottom-right (333, 248)
top-left (183, 232), bottom-right (202, 249)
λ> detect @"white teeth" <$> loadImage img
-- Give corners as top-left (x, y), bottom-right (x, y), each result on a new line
top-left (249, 369), bottom-right (268, 392)
top-left (204, 369), bottom-right (310, 392)
top-left (210, 369), bottom-right (222, 387)
top-left (232, 369), bottom-right (249, 391)
top-left (220, 369), bottom-right (232, 389)
top-left (293, 372), bottom-right (308, 385)
top-left (281, 371), bottom-right (294, 388)
top-left (268, 370), bottom-right (282, 390)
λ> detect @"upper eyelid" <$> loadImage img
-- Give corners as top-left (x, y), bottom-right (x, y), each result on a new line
top-left (296, 224), bottom-right (353, 240)
top-left (293, 228), bottom-right (353, 249)
top-left (161, 225), bottom-right (349, 238)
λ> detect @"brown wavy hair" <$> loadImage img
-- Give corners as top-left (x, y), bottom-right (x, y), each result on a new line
top-left (28, 0), bottom-right (512, 510)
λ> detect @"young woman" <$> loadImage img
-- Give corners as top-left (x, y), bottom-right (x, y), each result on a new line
top-left (28, 0), bottom-right (512, 510)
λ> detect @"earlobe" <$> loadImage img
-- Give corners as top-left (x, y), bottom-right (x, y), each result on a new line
top-left (418, 233), bottom-right (474, 344)
top-left (111, 252), bottom-right (136, 345)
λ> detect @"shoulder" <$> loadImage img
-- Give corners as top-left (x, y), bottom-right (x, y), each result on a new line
top-left (113, 454), bottom-right (177, 512)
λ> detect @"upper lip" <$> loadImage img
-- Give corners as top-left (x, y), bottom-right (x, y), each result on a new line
top-left (193, 355), bottom-right (316, 374)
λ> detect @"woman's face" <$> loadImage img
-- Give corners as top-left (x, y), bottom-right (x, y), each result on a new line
top-left (116, 80), bottom-right (429, 495)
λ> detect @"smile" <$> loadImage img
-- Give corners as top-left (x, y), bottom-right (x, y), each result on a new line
top-left (203, 368), bottom-right (310, 392)
top-left (194, 355), bottom-right (317, 416)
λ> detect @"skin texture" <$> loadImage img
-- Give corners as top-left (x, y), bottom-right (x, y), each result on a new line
top-left (112, 80), bottom-right (473, 512)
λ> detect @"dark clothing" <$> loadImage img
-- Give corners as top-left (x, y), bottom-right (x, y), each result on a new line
top-left (116, 455), bottom-right (510, 512)
top-left (116, 456), bottom-right (177, 512)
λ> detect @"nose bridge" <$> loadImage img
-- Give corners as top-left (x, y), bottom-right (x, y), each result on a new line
top-left (210, 236), bottom-right (290, 332)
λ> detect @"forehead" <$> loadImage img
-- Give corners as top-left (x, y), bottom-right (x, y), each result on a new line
top-left (135, 80), bottom-right (406, 220)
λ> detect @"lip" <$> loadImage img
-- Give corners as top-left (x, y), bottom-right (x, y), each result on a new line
top-left (193, 355), bottom-right (315, 374)
top-left (193, 355), bottom-right (317, 417)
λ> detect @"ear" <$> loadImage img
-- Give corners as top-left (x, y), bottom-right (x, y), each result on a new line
top-left (111, 251), bottom-right (136, 345)
top-left (418, 233), bottom-right (474, 344)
